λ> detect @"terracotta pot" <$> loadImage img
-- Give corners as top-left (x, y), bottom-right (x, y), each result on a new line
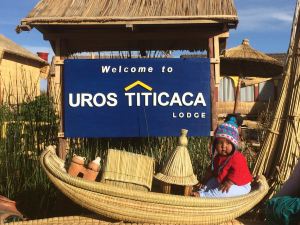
top-left (68, 154), bottom-right (86, 177)
top-left (84, 157), bottom-right (101, 181)
top-left (83, 169), bottom-right (98, 181)
top-left (88, 157), bottom-right (101, 172)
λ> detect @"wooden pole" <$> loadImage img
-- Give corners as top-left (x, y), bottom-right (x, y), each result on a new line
top-left (54, 38), bottom-right (68, 159)
top-left (208, 37), bottom-right (218, 132)
top-left (254, 84), bottom-right (259, 101)
top-left (233, 77), bottom-right (241, 113)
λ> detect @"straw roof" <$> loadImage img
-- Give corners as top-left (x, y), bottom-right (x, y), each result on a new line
top-left (154, 129), bottom-right (198, 186)
top-left (19, 0), bottom-right (237, 27)
top-left (221, 39), bottom-right (283, 77)
top-left (268, 53), bottom-right (287, 65)
top-left (223, 39), bottom-right (282, 64)
top-left (0, 34), bottom-right (47, 65)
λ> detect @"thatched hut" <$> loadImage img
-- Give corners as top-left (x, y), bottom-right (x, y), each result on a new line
top-left (0, 34), bottom-right (48, 105)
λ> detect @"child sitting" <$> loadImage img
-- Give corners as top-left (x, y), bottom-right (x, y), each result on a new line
top-left (191, 117), bottom-right (253, 198)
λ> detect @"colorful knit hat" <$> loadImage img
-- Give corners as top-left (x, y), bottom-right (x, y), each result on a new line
top-left (215, 117), bottom-right (239, 149)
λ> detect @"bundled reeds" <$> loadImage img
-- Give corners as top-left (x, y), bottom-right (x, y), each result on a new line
top-left (253, 0), bottom-right (300, 197)
top-left (22, 0), bottom-right (237, 24)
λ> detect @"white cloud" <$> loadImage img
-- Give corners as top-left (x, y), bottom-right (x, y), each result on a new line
top-left (237, 7), bottom-right (293, 31)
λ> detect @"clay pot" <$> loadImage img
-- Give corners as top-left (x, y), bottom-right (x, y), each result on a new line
top-left (68, 154), bottom-right (86, 177)
top-left (84, 157), bottom-right (101, 181)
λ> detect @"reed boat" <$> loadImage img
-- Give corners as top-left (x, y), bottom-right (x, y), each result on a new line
top-left (41, 146), bottom-right (269, 225)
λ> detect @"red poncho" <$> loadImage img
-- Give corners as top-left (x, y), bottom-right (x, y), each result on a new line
top-left (213, 151), bottom-right (253, 186)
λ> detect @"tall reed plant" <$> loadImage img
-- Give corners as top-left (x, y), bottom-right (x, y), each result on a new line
top-left (0, 93), bottom-right (59, 218)
top-left (68, 136), bottom-right (210, 181)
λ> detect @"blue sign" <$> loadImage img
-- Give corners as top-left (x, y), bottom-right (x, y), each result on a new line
top-left (63, 58), bottom-right (211, 137)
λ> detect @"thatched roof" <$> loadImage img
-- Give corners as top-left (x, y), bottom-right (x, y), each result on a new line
top-left (221, 39), bottom-right (283, 77)
top-left (223, 39), bottom-right (282, 64)
top-left (18, 0), bottom-right (238, 28)
top-left (0, 34), bottom-right (47, 65)
top-left (267, 53), bottom-right (287, 65)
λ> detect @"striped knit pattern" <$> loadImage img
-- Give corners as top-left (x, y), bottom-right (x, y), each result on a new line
top-left (215, 120), bottom-right (239, 149)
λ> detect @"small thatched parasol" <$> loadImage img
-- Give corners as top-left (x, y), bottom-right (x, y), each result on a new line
top-left (221, 39), bottom-right (284, 113)
top-left (221, 39), bottom-right (283, 78)
top-left (154, 129), bottom-right (198, 186)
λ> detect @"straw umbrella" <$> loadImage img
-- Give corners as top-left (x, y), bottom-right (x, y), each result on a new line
top-left (221, 39), bottom-right (283, 113)
top-left (253, 0), bottom-right (300, 198)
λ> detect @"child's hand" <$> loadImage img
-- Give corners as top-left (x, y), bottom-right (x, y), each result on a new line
top-left (193, 182), bottom-right (205, 191)
top-left (219, 180), bottom-right (233, 193)
top-left (190, 191), bottom-right (200, 197)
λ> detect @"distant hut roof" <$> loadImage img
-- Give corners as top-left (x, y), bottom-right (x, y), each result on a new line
top-left (0, 34), bottom-right (47, 65)
top-left (18, 0), bottom-right (238, 27)
top-left (267, 53), bottom-right (287, 65)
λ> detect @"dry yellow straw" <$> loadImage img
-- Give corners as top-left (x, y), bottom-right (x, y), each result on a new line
top-left (39, 146), bottom-right (269, 225)
top-left (253, 0), bottom-right (300, 197)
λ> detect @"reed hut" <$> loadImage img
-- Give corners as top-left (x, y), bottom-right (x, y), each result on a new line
top-left (18, 0), bottom-right (238, 156)
top-left (217, 39), bottom-right (284, 116)
top-left (0, 34), bottom-right (48, 105)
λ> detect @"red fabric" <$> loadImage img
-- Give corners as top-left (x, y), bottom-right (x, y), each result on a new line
top-left (213, 151), bottom-right (253, 186)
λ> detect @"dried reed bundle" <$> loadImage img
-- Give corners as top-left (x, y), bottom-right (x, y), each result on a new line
top-left (23, 0), bottom-right (237, 24)
top-left (101, 149), bottom-right (154, 191)
top-left (253, 0), bottom-right (300, 197)
top-left (40, 146), bottom-right (269, 224)
top-left (6, 216), bottom-right (264, 225)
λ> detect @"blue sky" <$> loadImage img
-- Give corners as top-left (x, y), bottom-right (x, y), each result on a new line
top-left (0, 0), bottom-right (296, 57)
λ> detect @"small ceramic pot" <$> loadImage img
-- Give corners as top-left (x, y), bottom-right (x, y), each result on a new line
top-left (68, 154), bottom-right (86, 177)
top-left (84, 157), bottom-right (101, 181)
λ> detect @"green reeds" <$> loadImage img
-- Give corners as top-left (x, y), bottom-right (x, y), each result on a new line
top-left (68, 136), bottom-right (210, 181)
top-left (0, 94), bottom-right (59, 218)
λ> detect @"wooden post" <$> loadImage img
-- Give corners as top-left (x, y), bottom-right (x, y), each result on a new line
top-left (233, 78), bottom-right (241, 113)
top-left (161, 182), bottom-right (171, 194)
top-left (214, 86), bottom-right (219, 102)
top-left (254, 84), bottom-right (259, 101)
top-left (208, 37), bottom-right (219, 132)
top-left (184, 186), bottom-right (193, 196)
top-left (54, 38), bottom-right (68, 159)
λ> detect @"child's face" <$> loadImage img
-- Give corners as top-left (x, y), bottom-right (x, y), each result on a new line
top-left (215, 138), bottom-right (234, 156)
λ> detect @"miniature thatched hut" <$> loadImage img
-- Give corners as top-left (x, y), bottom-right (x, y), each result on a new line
top-left (0, 34), bottom-right (48, 104)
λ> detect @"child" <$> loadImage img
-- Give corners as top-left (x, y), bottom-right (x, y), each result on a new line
top-left (191, 117), bottom-right (252, 198)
